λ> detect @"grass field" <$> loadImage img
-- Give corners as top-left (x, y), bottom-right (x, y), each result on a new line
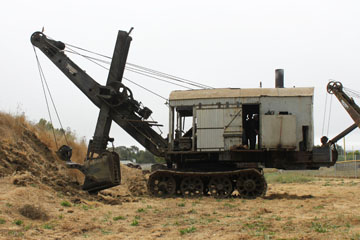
top-left (1, 171), bottom-right (360, 239)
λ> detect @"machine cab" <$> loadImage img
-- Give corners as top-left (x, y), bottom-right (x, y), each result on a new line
top-left (168, 87), bottom-right (314, 153)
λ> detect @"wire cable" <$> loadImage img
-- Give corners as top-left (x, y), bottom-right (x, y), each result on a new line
top-left (125, 66), bottom-right (192, 89)
top-left (65, 46), bottom-right (110, 71)
top-left (127, 62), bottom-right (213, 89)
top-left (33, 47), bottom-right (69, 146)
top-left (123, 77), bottom-right (169, 103)
top-left (344, 87), bottom-right (360, 99)
top-left (149, 115), bottom-right (163, 135)
top-left (61, 42), bottom-right (213, 89)
top-left (64, 49), bottom-right (112, 65)
top-left (33, 47), bottom-right (59, 148)
top-left (322, 83), bottom-right (329, 136)
top-left (65, 46), bottom-right (192, 91)
top-left (327, 94), bottom-right (333, 136)
top-left (64, 42), bottom-right (112, 60)
top-left (64, 45), bottom-right (172, 102)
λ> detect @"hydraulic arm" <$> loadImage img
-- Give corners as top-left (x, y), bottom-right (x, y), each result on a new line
top-left (31, 31), bottom-right (167, 192)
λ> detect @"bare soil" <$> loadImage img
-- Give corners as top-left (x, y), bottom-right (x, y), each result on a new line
top-left (1, 176), bottom-right (360, 239)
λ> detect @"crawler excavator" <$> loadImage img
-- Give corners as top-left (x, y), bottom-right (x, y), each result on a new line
top-left (30, 30), bottom-right (360, 198)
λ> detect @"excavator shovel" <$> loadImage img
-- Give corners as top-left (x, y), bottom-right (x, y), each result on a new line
top-left (81, 151), bottom-right (121, 193)
top-left (57, 145), bottom-right (121, 193)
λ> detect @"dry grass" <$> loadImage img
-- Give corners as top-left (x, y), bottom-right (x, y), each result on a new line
top-left (1, 177), bottom-right (359, 240)
top-left (32, 119), bottom-right (87, 163)
top-left (0, 111), bottom-right (87, 183)
top-left (0, 112), bottom-right (28, 144)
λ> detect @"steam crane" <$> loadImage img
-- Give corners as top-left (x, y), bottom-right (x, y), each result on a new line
top-left (31, 30), bottom-right (167, 193)
top-left (30, 30), bottom-right (359, 198)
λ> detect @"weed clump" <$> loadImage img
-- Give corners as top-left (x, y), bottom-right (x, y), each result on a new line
top-left (137, 208), bottom-right (145, 213)
top-left (60, 201), bottom-right (72, 207)
top-left (131, 219), bottom-right (139, 226)
top-left (43, 223), bottom-right (54, 229)
top-left (19, 204), bottom-right (49, 220)
top-left (113, 216), bottom-right (125, 221)
top-left (14, 220), bottom-right (23, 226)
top-left (179, 226), bottom-right (196, 235)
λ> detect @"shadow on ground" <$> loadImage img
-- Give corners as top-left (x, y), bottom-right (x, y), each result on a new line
top-left (264, 193), bottom-right (313, 200)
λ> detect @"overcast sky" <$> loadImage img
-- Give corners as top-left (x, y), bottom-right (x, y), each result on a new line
top-left (2, 0), bottom-right (360, 150)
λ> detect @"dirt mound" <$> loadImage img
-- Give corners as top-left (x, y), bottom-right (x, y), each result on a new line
top-left (121, 164), bottom-right (148, 196)
top-left (99, 165), bottom-right (148, 203)
top-left (0, 126), bottom-right (84, 197)
top-left (0, 112), bottom-right (148, 204)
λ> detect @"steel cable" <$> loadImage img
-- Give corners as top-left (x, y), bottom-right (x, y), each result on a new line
top-left (125, 67), bottom-right (192, 89)
top-left (126, 62), bottom-right (213, 89)
top-left (123, 77), bottom-right (169, 103)
top-left (344, 87), bottom-right (360, 99)
top-left (322, 83), bottom-right (329, 136)
top-left (33, 47), bottom-right (59, 148)
top-left (62, 42), bottom-right (213, 89)
top-left (64, 49), bottom-right (193, 89)
top-left (64, 45), bottom-right (170, 102)
top-left (33, 47), bottom-right (69, 146)
top-left (327, 94), bottom-right (333, 137)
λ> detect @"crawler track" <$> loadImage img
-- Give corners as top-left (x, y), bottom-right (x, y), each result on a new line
top-left (147, 169), bottom-right (267, 198)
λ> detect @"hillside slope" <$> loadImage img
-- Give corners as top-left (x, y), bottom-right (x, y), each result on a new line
top-left (0, 112), bottom-right (151, 236)
top-left (0, 112), bottom-right (147, 198)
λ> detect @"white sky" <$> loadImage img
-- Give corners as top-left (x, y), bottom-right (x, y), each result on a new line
top-left (1, 0), bottom-right (360, 150)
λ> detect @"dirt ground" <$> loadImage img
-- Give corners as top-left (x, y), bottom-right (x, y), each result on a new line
top-left (1, 176), bottom-right (360, 240)
top-left (1, 113), bottom-right (360, 239)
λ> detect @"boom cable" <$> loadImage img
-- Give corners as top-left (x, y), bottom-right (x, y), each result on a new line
top-left (326, 94), bottom-right (333, 136)
top-left (64, 49), bottom-right (193, 89)
top-left (344, 87), bottom-right (360, 99)
top-left (62, 42), bottom-right (214, 89)
top-left (65, 46), bottom-right (169, 102)
top-left (33, 47), bottom-right (69, 147)
top-left (321, 89), bottom-right (328, 136)
top-left (127, 62), bottom-right (213, 89)
top-left (125, 66), bottom-right (192, 89)
top-left (123, 77), bottom-right (169, 103)
top-left (65, 46), bottom-right (110, 71)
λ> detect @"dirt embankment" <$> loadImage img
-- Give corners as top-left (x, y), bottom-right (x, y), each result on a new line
top-left (0, 112), bottom-right (147, 202)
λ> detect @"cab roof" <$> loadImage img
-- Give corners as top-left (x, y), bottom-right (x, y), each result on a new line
top-left (169, 87), bottom-right (314, 101)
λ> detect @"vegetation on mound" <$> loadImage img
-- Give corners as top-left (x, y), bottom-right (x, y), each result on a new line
top-left (35, 118), bottom-right (87, 165)
top-left (60, 201), bottom-right (72, 207)
top-left (0, 112), bottom-right (88, 182)
top-left (0, 112), bottom-right (87, 165)
top-left (0, 111), bottom-right (92, 195)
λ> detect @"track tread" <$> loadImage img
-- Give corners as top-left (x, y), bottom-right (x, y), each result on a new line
top-left (147, 168), bottom-right (267, 198)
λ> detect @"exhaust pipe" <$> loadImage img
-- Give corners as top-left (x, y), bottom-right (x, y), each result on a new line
top-left (275, 69), bottom-right (284, 88)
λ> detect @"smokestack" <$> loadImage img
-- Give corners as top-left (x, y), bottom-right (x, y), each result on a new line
top-left (275, 69), bottom-right (284, 88)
